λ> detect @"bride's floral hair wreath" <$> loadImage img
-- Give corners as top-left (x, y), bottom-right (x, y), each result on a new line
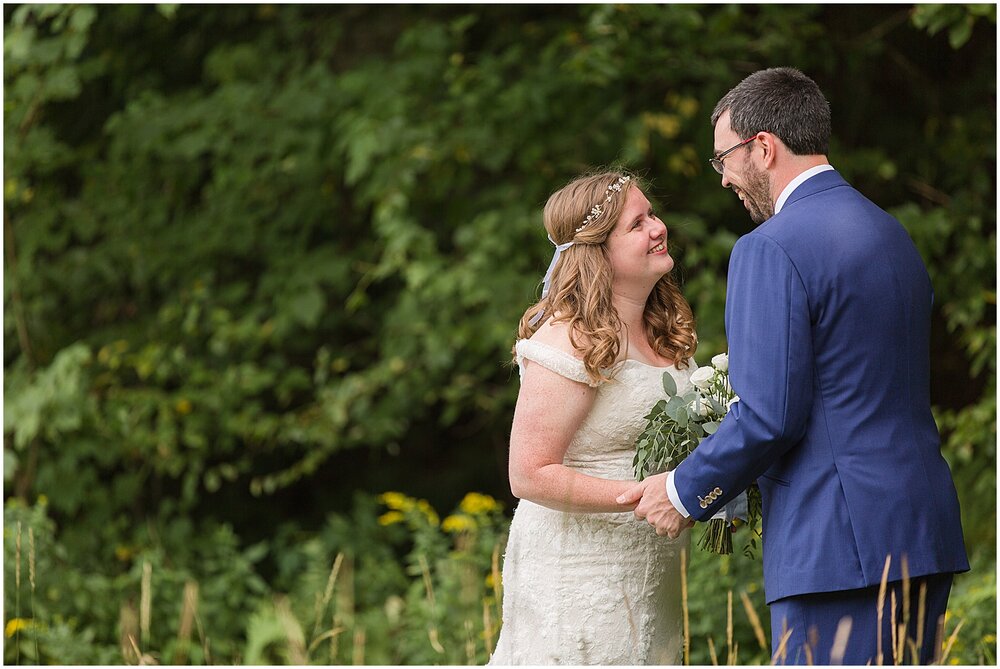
top-left (515, 170), bottom-right (698, 384)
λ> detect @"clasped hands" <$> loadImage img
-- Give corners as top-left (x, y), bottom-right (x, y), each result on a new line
top-left (617, 472), bottom-right (694, 539)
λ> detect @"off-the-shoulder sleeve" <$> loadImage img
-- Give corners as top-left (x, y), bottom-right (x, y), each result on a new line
top-left (514, 339), bottom-right (598, 387)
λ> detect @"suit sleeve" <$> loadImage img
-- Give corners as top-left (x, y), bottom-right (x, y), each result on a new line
top-left (673, 233), bottom-right (814, 521)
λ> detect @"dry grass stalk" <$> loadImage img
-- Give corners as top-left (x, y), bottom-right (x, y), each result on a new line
top-left (876, 554), bottom-right (891, 665)
top-left (173, 580), bottom-right (199, 664)
top-left (896, 621), bottom-right (907, 665)
top-left (337, 555), bottom-right (355, 623)
top-left (890, 589), bottom-right (898, 664)
top-left (938, 618), bottom-right (964, 665)
top-left (914, 581), bottom-right (927, 663)
top-left (681, 548), bottom-right (690, 666)
top-left (428, 627), bottom-right (446, 654)
top-left (829, 615), bottom-right (852, 665)
top-left (708, 635), bottom-right (719, 666)
top-left (458, 535), bottom-right (479, 605)
top-left (933, 613), bottom-right (946, 664)
top-left (195, 609), bottom-right (212, 664)
top-left (741, 590), bottom-right (768, 651)
top-left (334, 555), bottom-right (355, 662)
top-left (352, 627), bottom-right (366, 665)
top-left (15, 521), bottom-right (21, 664)
top-left (803, 639), bottom-right (813, 665)
top-left (491, 541), bottom-right (503, 609)
top-left (727, 590), bottom-right (735, 665)
top-left (313, 552), bottom-right (344, 638)
top-left (329, 609), bottom-right (337, 665)
top-left (28, 526), bottom-right (38, 661)
top-left (419, 554), bottom-right (437, 608)
top-left (15, 521), bottom-right (22, 591)
top-left (120, 601), bottom-right (140, 664)
top-left (464, 619), bottom-right (477, 664)
top-left (140, 560), bottom-right (152, 648)
top-left (307, 626), bottom-right (345, 654)
top-left (771, 624), bottom-right (792, 665)
top-left (28, 527), bottom-right (35, 591)
top-left (332, 612), bottom-right (344, 662)
top-left (901, 556), bottom-right (911, 663)
top-left (482, 599), bottom-right (496, 656)
top-left (419, 554), bottom-right (446, 654)
top-left (274, 595), bottom-right (308, 665)
top-left (127, 633), bottom-right (158, 665)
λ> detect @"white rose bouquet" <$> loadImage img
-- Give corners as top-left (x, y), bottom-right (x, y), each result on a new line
top-left (632, 353), bottom-right (761, 556)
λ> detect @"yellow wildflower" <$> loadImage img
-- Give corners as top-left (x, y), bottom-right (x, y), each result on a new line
top-left (175, 398), bottom-right (193, 415)
top-left (115, 545), bottom-right (136, 562)
top-left (416, 500), bottom-right (440, 527)
top-left (379, 492), bottom-right (415, 512)
top-left (983, 634), bottom-right (996, 644)
top-left (459, 492), bottom-right (501, 516)
top-left (377, 511), bottom-right (405, 526)
top-left (442, 514), bottom-right (477, 533)
top-left (36, 494), bottom-right (48, 507)
top-left (5, 618), bottom-right (32, 637)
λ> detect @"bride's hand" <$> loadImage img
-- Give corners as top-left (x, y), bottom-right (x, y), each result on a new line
top-left (617, 473), bottom-right (694, 538)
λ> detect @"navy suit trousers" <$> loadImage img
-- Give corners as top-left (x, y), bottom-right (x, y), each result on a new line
top-left (770, 573), bottom-right (954, 665)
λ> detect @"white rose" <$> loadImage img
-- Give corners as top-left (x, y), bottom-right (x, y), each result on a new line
top-left (689, 397), bottom-right (709, 417)
top-left (689, 366), bottom-right (715, 390)
top-left (711, 353), bottom-right (729, 372)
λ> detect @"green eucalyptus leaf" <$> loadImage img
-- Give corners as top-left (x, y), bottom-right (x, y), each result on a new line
top-left (661, 371), bottom-right (677, 396)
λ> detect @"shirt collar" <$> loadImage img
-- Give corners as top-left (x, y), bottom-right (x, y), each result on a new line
top-left (774, 164), bottom-right (835, 214)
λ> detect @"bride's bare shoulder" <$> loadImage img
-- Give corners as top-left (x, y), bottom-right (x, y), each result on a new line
top-left (526, 317), bottom-right (586, 361)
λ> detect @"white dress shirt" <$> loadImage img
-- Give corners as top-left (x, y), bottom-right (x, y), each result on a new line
top-left (774, 164), bottom-right (834, 214)
top-left (664, 163), bottom-right (835, 518)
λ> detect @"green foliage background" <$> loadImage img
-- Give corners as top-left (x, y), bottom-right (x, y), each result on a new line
top-left (3, 4), bottom-right (995, 665)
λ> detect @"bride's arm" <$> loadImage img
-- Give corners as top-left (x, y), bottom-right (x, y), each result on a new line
top-left (508, 360), bottom-right (636, 513)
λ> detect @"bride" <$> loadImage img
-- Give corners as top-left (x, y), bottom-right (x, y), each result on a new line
top-left (489, 171), bottom-right (699, 665)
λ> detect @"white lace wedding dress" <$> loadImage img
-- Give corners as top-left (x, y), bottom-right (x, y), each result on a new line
top-left (488, 339), bottom-right (693, 666)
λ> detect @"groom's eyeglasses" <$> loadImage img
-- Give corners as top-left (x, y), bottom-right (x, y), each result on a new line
top-left (709, 136), bottom-right (757, 175)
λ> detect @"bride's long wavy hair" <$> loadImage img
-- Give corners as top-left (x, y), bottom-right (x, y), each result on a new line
top-left (515, 170), bottom-right (698, 384)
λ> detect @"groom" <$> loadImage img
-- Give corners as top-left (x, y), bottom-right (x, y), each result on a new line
top-left (619, 68), bottom-right (969, 664)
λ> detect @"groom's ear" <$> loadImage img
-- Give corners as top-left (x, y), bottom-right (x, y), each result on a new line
top-left (756, 132), bottom-right (780, 169)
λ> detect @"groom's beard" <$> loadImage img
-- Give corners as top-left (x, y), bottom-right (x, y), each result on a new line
top-left (737, 162), bottom-right (774, 224)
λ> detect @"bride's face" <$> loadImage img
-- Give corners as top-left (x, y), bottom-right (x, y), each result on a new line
top-left (605, 185), bottom-right (673, 287)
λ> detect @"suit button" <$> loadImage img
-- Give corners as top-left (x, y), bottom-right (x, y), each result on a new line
top-left (699, 501), bottom-right (708, 509)
top-left (714, 487), bottom-right (722, 495)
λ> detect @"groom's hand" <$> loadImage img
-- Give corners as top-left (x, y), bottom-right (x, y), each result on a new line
top-left (617, 473), bottom-right (694, 539)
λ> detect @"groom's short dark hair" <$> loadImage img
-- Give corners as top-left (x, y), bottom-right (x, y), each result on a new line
top-left (712, 67), bottom-right (831, 156)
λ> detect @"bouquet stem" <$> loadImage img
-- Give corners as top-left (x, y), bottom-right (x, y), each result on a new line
top-left (699, 518), bottom-right (734, 555)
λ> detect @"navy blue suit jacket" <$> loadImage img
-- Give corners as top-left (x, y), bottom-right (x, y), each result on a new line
top-left (673, 170), bottom-right (969, 604)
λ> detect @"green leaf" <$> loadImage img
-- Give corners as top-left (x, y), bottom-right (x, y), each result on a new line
top-left (662, 371), bottom-right (677, 396)
top-left (286, 286), bottom-right (325, 327)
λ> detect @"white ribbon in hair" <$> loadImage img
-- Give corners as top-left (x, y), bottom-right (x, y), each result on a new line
top-left (529, 234), bottom-right (574, 327)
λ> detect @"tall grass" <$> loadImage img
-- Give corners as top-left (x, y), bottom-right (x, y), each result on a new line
top-left (3, 495), bottom-right (992, 665)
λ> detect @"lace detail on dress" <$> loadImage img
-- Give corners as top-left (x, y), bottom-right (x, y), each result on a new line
top-left (490, 341), bottom-right (695, 665)
top-left (515, 339), bottom-right (598, 387)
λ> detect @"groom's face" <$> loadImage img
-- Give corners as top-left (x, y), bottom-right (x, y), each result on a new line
top-left (713, 111), bottom-right (774, 224)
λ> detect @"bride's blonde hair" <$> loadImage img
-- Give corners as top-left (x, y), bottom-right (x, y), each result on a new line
top-left (515, 170), bottom-right (697, 384)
